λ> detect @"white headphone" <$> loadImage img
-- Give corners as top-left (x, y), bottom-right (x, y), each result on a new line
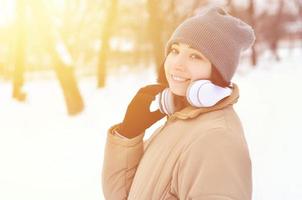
top-left (157, 80), bottom-right (232, 115)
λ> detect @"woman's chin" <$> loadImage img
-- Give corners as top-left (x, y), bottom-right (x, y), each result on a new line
top-left (170, 88), bottom-right (186, 96)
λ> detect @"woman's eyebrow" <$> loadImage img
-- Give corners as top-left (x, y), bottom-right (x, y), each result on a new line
top-left (188, 46), bottom-right (198, 51)
top-left (171, 43), bottom-right (179, 48)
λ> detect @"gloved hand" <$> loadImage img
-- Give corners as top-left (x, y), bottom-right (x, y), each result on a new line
top-left (117, 84), bottom-right (166, 139)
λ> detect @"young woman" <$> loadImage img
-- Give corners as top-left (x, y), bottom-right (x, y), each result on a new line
top-left (102, 6), bottom-right (255, 200)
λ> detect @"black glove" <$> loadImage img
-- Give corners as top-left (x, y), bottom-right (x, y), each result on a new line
top-left (117, 84), bottom-right (166, 138)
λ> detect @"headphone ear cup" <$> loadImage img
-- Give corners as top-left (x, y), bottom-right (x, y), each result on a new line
top-left (186, 80), bottom-right (232, 107)
top-left (159, 88), bottom-right (176, 115)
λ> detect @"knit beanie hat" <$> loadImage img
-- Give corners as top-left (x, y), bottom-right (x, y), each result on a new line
top-left (165, 6), bottom-right (256, 83)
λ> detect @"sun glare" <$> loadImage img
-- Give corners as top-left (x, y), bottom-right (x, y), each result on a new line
top-left (0, 0), bottom-right (15, 27)
top-left (0, 0), bottom-right (67, 27)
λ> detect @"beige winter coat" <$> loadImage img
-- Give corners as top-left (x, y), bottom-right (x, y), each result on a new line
top-left (102, 84), bottom-right (252, 200)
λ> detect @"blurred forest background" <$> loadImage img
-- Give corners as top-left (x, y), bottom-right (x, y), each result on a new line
top-left (0, 0), bottom-right (301, 115)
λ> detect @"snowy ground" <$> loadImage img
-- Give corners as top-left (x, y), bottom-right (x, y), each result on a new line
top-left (0, 47), bottom-right (301, 200)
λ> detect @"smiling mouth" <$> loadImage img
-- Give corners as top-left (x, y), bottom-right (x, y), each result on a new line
top-left (171, 74), bottom-right (190, 82)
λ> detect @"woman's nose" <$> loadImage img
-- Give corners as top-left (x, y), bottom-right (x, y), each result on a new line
top-left (172, 54), bottom-right (187, 71)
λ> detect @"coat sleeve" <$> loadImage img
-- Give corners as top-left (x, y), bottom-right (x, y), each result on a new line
top-left (171, 128), bottom-right (252, 200)
top-left (101, 123), bottom-right (145, 200)
top-left (102, 123), bottom-right (163, 200)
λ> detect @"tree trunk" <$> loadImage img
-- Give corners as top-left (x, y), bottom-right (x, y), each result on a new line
top-left (30, 0), bottom-right (84, 115)
top-left (13, 0), bottom-right (27, 101)
top-left (248, 0), bottom-right (258, 66)
top-left (147, 0), bottom-right (165, 80)
top-left (97, 0), bottom-right (118, 88)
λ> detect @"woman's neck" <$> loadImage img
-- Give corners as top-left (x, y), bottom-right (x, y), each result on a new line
top-left (174, 95), bottom-right (191, 110)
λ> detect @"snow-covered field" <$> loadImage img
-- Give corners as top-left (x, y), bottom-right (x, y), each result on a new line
top-left (0, 47), bottom-right (301, 200)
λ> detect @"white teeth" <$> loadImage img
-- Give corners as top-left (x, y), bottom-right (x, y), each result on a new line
top-left (172, 75), bottom-right (188, 82)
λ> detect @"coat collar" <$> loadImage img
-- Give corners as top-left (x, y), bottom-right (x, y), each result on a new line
top-left (168, 83), bottom-right (239, 121)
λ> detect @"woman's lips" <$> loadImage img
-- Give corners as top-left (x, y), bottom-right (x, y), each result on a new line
top-left (171, 74), bottom-right (190, 82)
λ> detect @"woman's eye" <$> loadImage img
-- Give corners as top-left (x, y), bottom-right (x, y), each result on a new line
top-left (190, 54), bottom-right (202, 60)
top-left (170, 48), bottom-right (179, 54)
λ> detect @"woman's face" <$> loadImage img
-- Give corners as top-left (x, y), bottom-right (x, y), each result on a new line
top-left (164, 42), bottom-right (212, 96)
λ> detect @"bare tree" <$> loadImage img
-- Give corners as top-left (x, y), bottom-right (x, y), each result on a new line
top-left (247, 0), bottom-right (258, 66)
top-left (30, 0), bottom-right (84, 115)
top-left (97, 0), bottom-right (118, 88)
top-left (146, 0), bottom-right (165, 77)
top-left (13, 0), bottom-right (27, 101)
top-left (269, 0), bottom-right (285, 61)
